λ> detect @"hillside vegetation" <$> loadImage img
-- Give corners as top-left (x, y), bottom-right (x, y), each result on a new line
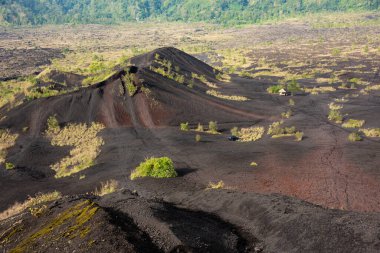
top-left (0, 0), bottom-right (379, 26)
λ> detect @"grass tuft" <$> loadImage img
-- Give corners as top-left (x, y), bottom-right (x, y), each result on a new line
top-left (0, 191), bottom-right (62, 221)
top-left (94, 180), bottom-right (119, 196)
top-left (207, 181), bottom-right (225, 190)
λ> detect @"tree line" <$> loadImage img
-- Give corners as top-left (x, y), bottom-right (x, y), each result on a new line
top-left (0, 0), bottom-right (379, 26)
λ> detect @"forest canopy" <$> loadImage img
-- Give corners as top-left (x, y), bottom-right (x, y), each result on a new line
top-left (0, 0), bottom-right (379, 26)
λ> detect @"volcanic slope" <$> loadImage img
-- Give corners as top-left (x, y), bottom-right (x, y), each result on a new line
top-left (0, 46), bottom-right (269, 210)
top-left (1, 47), bottom-right (380, 252)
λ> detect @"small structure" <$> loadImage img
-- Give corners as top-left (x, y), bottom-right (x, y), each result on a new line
top-left (279, 88), bottom-right (291, 96)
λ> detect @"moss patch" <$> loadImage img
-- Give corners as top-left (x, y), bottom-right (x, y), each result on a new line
top-left (10, 200), bottom-right (99, 253)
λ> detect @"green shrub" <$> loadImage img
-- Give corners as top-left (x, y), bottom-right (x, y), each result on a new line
top-left (123, 72), bottom-right (137, 96)
top-left (195, 134), bottom-right (202, 142)
top-left (208, 121), bottom-right (218, 134)
top-left (348, 132), bottom-right (362, 142)
top-left (180, 122), bottom-right (189, 131)
top-left (267, 85), bottom-right (284, 94)
top-left (287, 79), bottom-right (302, 93)
top-left (289, 99), bottom-right (295, 106)
top-left (130, 157), bottom-right (177, 180)
top-left (88, 60), bottom-right (106, 74)
top-left (5, 162), bottom-right (15, 170)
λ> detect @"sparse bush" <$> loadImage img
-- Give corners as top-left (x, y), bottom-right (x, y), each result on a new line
top-left (304, 86), bottom-right (336, 94)
top-left (285, 126), bottom-right (296, 134)
top-left (195, 123), bottom-right (204, 132)
top-left (268, 121), bottom-right (302, 140)
top-left (0, 79), bottom-right (34, 109)
top-left (0, 129), bottom-right (18, 164)
top-left (267, 121), bottom-right (285, 135)
top-left (208, 121), bottom-right (218, 134)
top-left (349, 78), bottom-right (367, 86)
top-left (195, 134), bottom-right (202, 142)
top-left (250, 162), bottom-right (258, 167)
top-left (230, 127), bottom-right (239, 136)
top-left (46, 115), bottom-right (60, 135)
top-left (364, 84), bottom-right (380, 92)
top-left (180, 122), bottom-right (189, 131)
top-left (150, 58), bottom-right (185, 85)
top-left (175, 74), bottom-right (185, 84)
top-left (289, 99), bottom-right (295, 106)
top-left (188, 78), bottom-right (195, 88)
top-left (207, 181), bottom-right (225, 190)
top-left (199, 75), bottom-right (207, 83)
top-left (281, 110), bottom-right (293, 119)
top-left (329, 103), bottom-right (343, 110)
top-left (287, 79), bottom-right (301, 93)
top-left (348, 132), bottom-right (362, 142)
top-left (94, 180), bottom-right (119, 196)
top-left (46, 122), bottom-right (105, 178)
top-left (123, 72), bottom-right (137, 96)
top-left (360, 128), bottom-right (380, 137)
top-left (295, 131), bottom-right (304, 141)
top-left (328, 109), bottom-right (343, 123)
top-left (342, 119), bottom-right (365, 128)
top-left (331, 48), bottom-right (342, 56)
top-left (0, 191), bottom-right (62, 221)
top-left (206, 90), bottom-right (249, 101)
top-left (29, 205), bottom-right (48, 217)
top-left (238, 127), bottom-right (265, 142)
top-left (216, 72), bottom-right (231, 82)
top-left (130, 157), bottom-right (177, 180)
